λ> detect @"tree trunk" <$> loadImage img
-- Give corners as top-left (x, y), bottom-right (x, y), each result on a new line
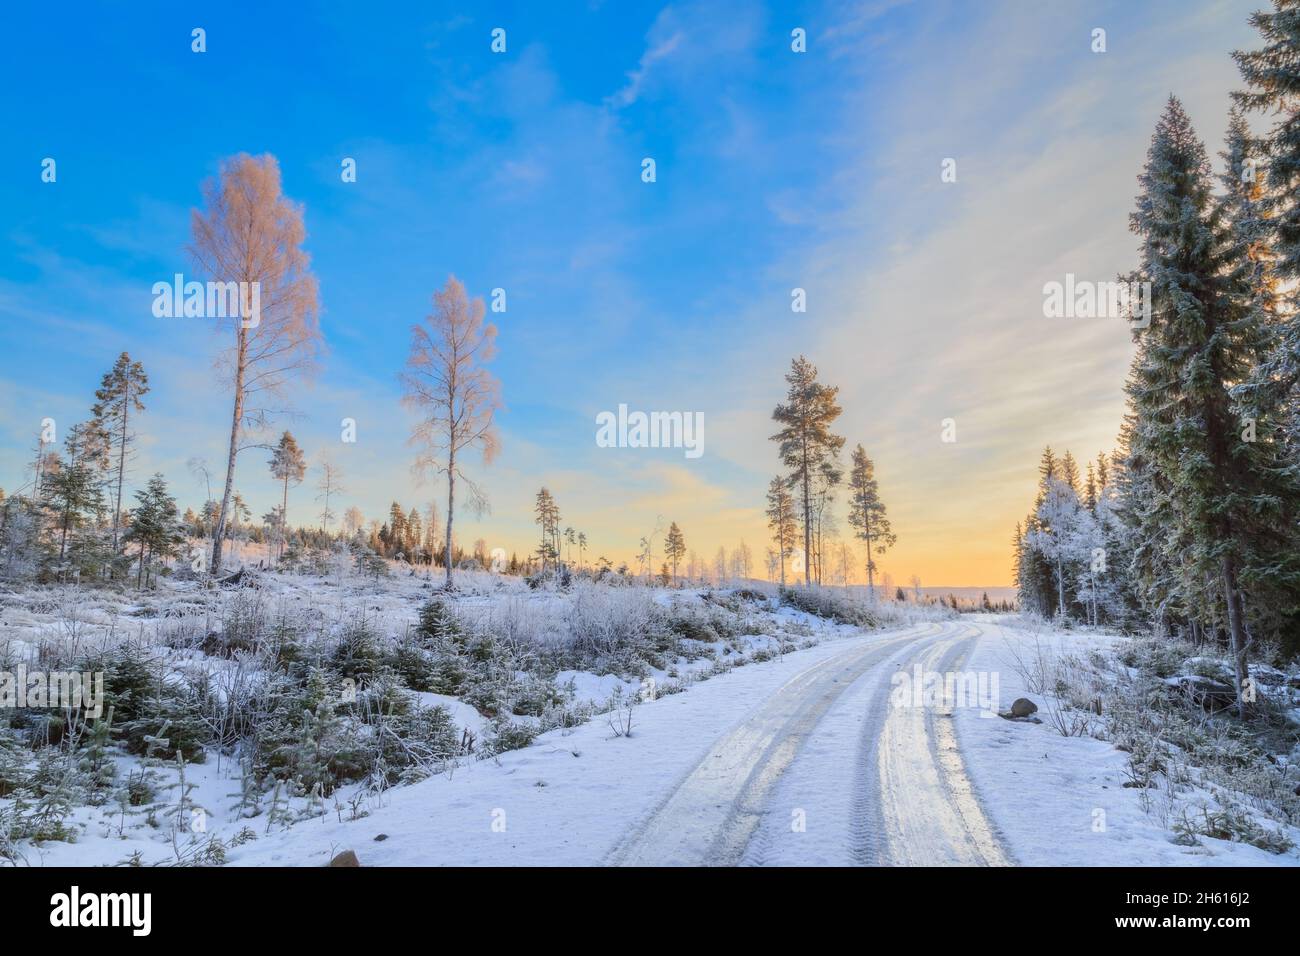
top-left (211, 330), bottom-right (247, 574)
top-left (59, 508), bottom-right (70, 565)
top-left (1221, 554), bottom-right (1251, 718)
top-left (866, 533), bottom-right (875, 604)
top-left (815, 514), bottom-right (823, 586)
top-left (444, 448), bottom-right (456, 589)
top-left (1055, 554), bottom-right (1065, 617)
top-left (280, 475), bottom-right (289, 561)
top-left (111, 384), bottom-right (130, 554)
top-left (32, 440), bottom-right (45, 500)
top-left (800, 435), bottom-right (811, 587)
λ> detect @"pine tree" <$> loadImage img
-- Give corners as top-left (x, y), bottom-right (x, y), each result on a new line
top-left (533, 488), bottom-right (560, 573)
top-left (90, 352), bottom-right (149, 557)
top-left (846, 444), bottom-right (896, 602)
top-left (664, 522), bottom-right (686, 584)
top-left (765, 476), bottom-right (797, 588)
top-left (771, 356), bottom-right (844, 587)
top-left (268, 432), bottom-right (306, 562)
top-left (230, 491), bottom-right (251, 539)
top-left (809, 459), bottom-right (842, 585)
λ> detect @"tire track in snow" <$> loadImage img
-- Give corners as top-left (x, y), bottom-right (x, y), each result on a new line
top-left (605, 623), bottom-right (941, 866)
top-left (868, 622), bottom-right (1012, 866)
top-left (927, 632), bottom-right (1017, 864)
top-left (847, 629), bottom-right (954, 865)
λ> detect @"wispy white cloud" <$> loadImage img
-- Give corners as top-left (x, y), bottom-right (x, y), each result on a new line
top-left (608, 30), bottom-right (684, 108)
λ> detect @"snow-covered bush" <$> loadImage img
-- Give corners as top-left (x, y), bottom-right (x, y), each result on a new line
top-left (1022, 631), bottom-right (1300, 851)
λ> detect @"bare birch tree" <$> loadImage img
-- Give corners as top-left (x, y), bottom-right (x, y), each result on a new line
top-left (190, 153), bottom-right (321, 573)
top-left (400, 276), bottom-right (501, 589)
top-left (343, 505), bottom-right (365, 537)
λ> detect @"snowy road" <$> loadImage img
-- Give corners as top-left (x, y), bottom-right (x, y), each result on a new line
top-left (606, 620), bottom-right (1011, 866)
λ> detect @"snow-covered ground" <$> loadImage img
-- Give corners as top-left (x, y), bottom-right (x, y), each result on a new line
top-left (3, 571), bottom-right (1296, 867)
top-left (955, 619), bottom-right (1299, 866)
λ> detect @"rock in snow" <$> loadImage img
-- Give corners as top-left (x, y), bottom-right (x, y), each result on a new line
top-left (1163, 675), bottom-right (1237, 712)
top-left (1010, 697), bottom-right (1038, 717)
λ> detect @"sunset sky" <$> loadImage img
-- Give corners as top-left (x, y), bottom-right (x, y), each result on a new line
top-left (0, 1), bottom-right (1264, 586)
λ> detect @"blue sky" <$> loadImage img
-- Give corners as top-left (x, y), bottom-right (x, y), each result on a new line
top-left (0, 1), bottom-right (1265, 584)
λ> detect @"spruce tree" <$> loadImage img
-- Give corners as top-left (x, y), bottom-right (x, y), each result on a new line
top-left (44, 423), bottom-right (106, 576)
top-left (1126, 98), bottom-right (1298, 706)
top-left (1234, 0), bottom-right (1300, 452)
top-left (388, 502), bottom-right (407, 558)
top-left (1217, 108), bottom-right (1300, 645)
top-left (123, 474), bottom-right (184, 588)
top-left (1029, 475), bottom-right (1086, 620)
top-left (1016, 448), bottom-right (1065, 616)
top-left (401, 506), bottom-right (418, 558)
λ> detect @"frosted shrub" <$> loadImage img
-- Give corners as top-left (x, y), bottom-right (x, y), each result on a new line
top-left (779, 586), bottom-right (880, 627)
top-left (206, 587), bottom-right (270, 656)
top-left (483, 718), bottom-right (539, 756)
top-left (565, 583), bottom-right (661, 664)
